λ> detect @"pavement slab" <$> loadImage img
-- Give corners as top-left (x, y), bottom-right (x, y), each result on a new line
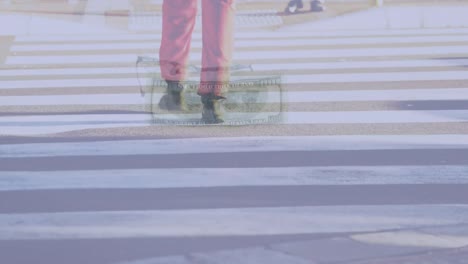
top-left (189, 247), bottom-right (312, 264)
top-left (349, 246), bottom-right (468, 264)
top-left (419, 224), bottom-right (468, 237)
top-left (270, 236), bottom-right (434, 263)
top-left (117, 256), bottom-right (192, 264)
top-left (351, 231), bottom-right (468, 249)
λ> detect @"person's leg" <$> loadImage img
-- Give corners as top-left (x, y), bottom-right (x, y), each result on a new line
top-left (198, 0), bottom-right (236, 97)
top-left (159, 0), bottom-right (198, 110)
top-left (198, 0), bottom-right (236, 123)
top-left (159, 0), bottom-right (198, 81)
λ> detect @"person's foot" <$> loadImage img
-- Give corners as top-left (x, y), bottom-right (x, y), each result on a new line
top-left (311, 0), bottom-right (325, 12)
top-left (285, 0), bottom-right (304, 13)
top-left (158, 80), bottom-right (187, 111)
top-left (200, 94), bottom-right (226, 124)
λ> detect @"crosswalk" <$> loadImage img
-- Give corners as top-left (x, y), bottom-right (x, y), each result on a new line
top-left (1, 26), bottom-right (468, 263)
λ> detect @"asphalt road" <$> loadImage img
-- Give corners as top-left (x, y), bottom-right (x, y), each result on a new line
top-left (1, 7), bottom-right (468, 264)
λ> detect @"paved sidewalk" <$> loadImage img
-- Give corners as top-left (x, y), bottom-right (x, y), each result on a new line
top-left (280, 1), bottom-right (468, 31)
top-left (4, 0), bottom-right (468, 34)
top-left (0, 0), bottom-right (373, 34)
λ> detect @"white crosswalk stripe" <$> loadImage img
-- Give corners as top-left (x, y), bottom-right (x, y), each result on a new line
top-left (6, 46), bottom-right (468, 64)
top-left (10, 35), bottom-right (468, 51)
top-left (3, 88), bottom-right (468, 106)
top-left (1, 26), bottom-right (468, 264)
top-left (3, 71), bottom-right (468, 88)
top-left (0, 110), bottom-right (467, 135)
top-left (1, 205), bottom-right (468, 240)
top-left (1, 166), bottom-right (468, 191)
top-left (1, 59), bottom-right (468, 77)
top-left (1, 135), bottom-right (467, 158)
top-left (13, 28), bottom-right (468, 42)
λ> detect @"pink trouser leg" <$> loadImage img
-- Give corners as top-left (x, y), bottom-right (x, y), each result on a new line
top-left (198, 0), bottom-right (236, 96)
top-left (159, 0), bottom-right (198, 82)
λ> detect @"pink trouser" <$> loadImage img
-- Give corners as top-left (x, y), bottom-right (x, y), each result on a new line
top-left (159, 0), bottom-right (236, 96)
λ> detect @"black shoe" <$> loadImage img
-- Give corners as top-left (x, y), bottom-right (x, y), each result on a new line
top-left (285, 0), bottom-right (303, 13)
top-left (310, 0), bottom-right (325, 12)
top-left (201, 94), bottom-right (226, 124)
top-left (158, 80), bottom-right (187, 111)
